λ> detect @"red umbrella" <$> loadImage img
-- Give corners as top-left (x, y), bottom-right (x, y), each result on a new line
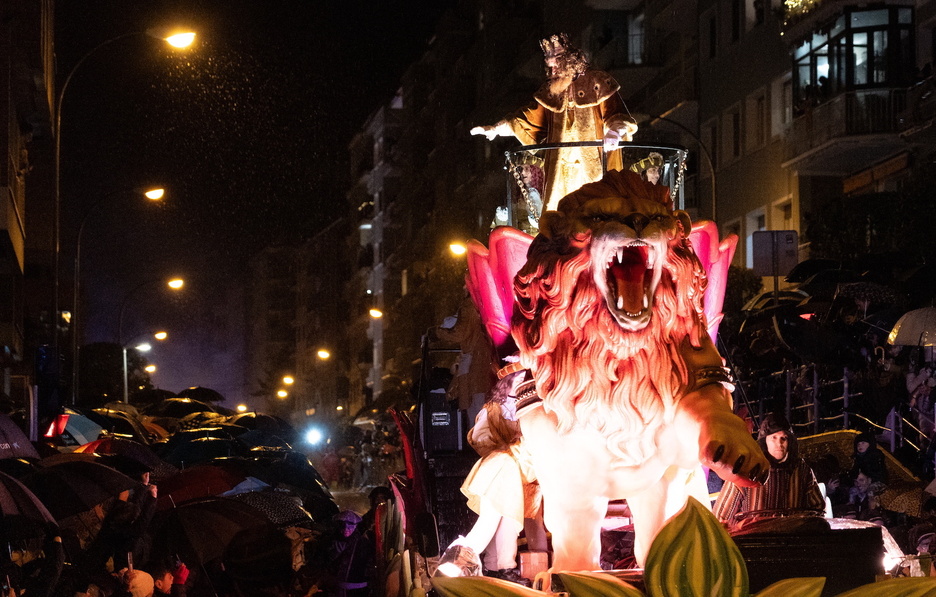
top-left (156, 464), bottom-right (244, 510)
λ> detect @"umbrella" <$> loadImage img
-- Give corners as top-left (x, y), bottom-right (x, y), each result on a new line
top-left (228, 490), bottom-right (314, 528)
top-left (0, 470), bottom-right (57, 543)
top-left (889, 307), bottom-right (936, 346)
top-left (0, 415), bottom-right (39, 460)
top-left (0, 458), bottom-right (37, 479)
top-left (22, 460), bottom-right (139, 520)
top-left (176, 386), bottom-right (226, 404)
top-left (156, 464), bottom-right (245, 510)
top-left (798, 269), bottom-right (862, 299)
top-left (235, 429), bottom-right (292, 451)
top-left (91, 408), bottom-right (152, 445)
top-left (60, 409), bottom-right (103, 446)
top-left (835, 281), bottom-right (902, 317)
top-left (206, 456), bottom-right (338, 522)
top-left (75, 437), bottom-right (178, 481)
top-left (162, 437), bottom-right (247, 468)
top-left (177, 411), bottom-right (227, 432)
top-left (146, 398), bottom-right (218, 420)
top-left (150, 497), bottom-right (272, 565)
top-left (785, 258), bottom-right (843, 283)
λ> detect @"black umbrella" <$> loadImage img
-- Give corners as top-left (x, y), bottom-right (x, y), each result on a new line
top-left (229, 490), bottom-right (315, 528)
top-left (0, 414), bottom-right (39, 460)
top-left (207, 456), bottom-right (338, 522)
top-left (162, 437), bottom-right (247, 469)
top-left (21, 460), bottom-right (140, 520)
top-left (798, 269), bottom-right (862, 299)
top-left (175, 387), bottom-right (225, 404)
top-left (785, 258), bottom-right (843, 283)
top-left (146, 398), bottom-right (218, 419)
top-left (151, 497), bottom-right (272, 565)
top-left (0, 470), bottom-right (56, 542)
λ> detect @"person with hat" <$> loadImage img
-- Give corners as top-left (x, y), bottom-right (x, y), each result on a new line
top-left (712, 413), bottom-right (825, 532)
top-left (323, 511), bottom-right (374, 597)
top-left (470, 33), bottom-right (638, 212)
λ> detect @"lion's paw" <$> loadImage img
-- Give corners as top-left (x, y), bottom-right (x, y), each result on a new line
top-left (700, 414), bottom-right (769, 488)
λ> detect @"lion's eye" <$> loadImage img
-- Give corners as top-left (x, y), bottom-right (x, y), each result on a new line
top-left (590, 214), bottom-right (612, 223)
top-left (651, 214), bottom-right (671, 224)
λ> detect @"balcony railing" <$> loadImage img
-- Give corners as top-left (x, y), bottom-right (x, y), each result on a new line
top-left (785, 89), bottom-right (907, 163)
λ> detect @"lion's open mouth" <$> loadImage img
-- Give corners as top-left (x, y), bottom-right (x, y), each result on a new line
top-left (607, 242), bottom-right (652, 316)
top-left (592, 237), bottom-right (660, 331)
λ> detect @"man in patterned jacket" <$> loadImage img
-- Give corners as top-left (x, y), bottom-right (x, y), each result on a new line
top-left (713, 413), bottom-right (825, 532)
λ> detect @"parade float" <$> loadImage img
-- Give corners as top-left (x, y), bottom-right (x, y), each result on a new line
top-left (371, 34), bottom-right (933, 597)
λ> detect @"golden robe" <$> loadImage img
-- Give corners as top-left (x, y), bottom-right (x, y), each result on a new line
top-left (506, 70), bottom-right (630, 211)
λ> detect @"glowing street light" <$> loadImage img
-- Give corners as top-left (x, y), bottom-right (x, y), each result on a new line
top-left (117, 277), bottom-right (185, 345)
top-left (72, 186), bottom-right (167, 403)
top-left (316, 349), bottom-right (331, 360)
top-left (282, 376), bottom-right (295, 385)
top-left (449, 242), bottom-right (467, 256)
top-left (369, 308), bottom-right (383, 319)
top-left (236, 404), bottom-right (248, 413)
top-left (336, 405), bottom-right (344, 411)
top-left (122, 330), bottom-right (167, 403)
top-left (164, 32), bottom-right (197, 48)
top-left (276, 390), bottom-right (288, 399)
top-left (54, 28), bottom-right (196, 393)
top-left (144, 365), bottom-right (156, 373)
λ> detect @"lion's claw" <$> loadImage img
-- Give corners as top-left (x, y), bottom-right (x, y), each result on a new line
top-left (712, 444), bottom-right (725, 463)
top-left (748, 464), bottom-right (761, 481)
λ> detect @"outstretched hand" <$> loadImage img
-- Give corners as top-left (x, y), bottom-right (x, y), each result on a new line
top-left (470, 121), bottom-right (510, 141)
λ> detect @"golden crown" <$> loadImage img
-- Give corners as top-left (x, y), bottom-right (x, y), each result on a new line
top-left (539, 33), bottom-right (570, 59)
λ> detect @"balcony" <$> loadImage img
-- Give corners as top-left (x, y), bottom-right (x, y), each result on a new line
top-left (782, 89), bottom-right (908, 176)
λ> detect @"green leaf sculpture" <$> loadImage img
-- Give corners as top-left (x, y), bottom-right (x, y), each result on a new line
top-left (754, 577), bottom-right (825, 597)
top-left (643, 496), bottom-right (748, 597)
top-left (557, 571), bottom-right (645, 597)
top-left (833, 577), bottom-right (936, 596)
top-left (432, 575), bottom-right (547, 597)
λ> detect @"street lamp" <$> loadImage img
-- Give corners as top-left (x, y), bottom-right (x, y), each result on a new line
top-left (449, 242), bottom-right (467, 256)
top-left (122, 331), bottom-right (166, 403)
top-left (72, 186), bottom-right (165, 403)
top-left (117, 277), bottom-right (185, 345)
top-left (54, 28), bottom-right (195, 373)
top-left (316, 349), bottom-right (331, 360)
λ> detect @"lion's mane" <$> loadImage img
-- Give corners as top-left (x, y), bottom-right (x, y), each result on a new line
top-left (512, 225), bottom-right (709, 464)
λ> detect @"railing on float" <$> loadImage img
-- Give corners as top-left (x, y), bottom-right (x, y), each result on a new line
top-left (500, 141), bottom-right (688, 232)
top-left (738, 363), bottom-right (932, 459)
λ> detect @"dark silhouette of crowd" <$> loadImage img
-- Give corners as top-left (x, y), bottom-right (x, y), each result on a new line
top-left (0, 396), bottom-right (404, 597)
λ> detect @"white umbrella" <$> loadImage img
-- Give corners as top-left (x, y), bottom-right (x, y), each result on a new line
top-left (888, 307), bottom-right (936, 346)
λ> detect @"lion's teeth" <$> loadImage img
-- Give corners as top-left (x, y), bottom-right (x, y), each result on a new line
top-left (616, 247), bottom-right (624, 263)
top-left (643, 294), bottom-right (649, 309)
top-left (616, 295), bottom-right (624, 310)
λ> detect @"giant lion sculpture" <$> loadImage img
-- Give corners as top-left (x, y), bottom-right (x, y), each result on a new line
top-left (467, 169), bottom-right (768, 571)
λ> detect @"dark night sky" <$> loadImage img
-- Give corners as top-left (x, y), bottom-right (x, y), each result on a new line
top-left (57, 1), bottom-right (446, 397)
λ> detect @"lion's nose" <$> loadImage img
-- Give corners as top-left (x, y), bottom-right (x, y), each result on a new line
top-left (622, 213), bottom-right (650, 234)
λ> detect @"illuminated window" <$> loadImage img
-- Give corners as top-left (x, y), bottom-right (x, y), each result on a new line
top-left (792, 7), bottom-right (914, 108)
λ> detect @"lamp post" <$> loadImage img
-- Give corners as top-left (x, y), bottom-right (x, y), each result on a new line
top-left (72, 187), bottom-right (164, 403)
top-left (123, 332), bottom-right (167, 403)
top-left (54, 28), bottom-right (194, 378)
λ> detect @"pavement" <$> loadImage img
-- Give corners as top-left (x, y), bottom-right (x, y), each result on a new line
top-left (330, 487), bottom-right (372, 515)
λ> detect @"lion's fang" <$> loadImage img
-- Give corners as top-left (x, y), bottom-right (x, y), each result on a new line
top-left (616, 295), bottom-right (624, 310)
